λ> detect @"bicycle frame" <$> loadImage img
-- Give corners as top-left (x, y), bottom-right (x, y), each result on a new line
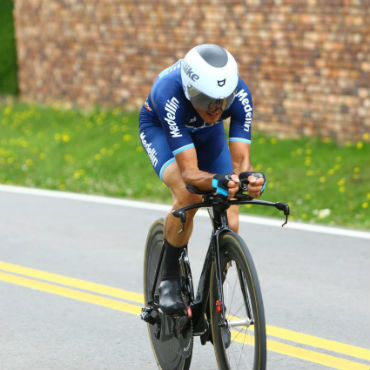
top-left (172, 192), bottom-right (290, 335)
top-left (142, 189), bottom-right (289, 341)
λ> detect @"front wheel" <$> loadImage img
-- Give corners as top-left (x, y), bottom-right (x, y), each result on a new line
top-left (143, 219), bottom-right (193, 370)
top-left (209, 232), bottom-right (267, 370)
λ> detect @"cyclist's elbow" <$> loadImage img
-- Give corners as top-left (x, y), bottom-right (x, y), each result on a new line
top-left (182, 169), bottom-right (211, 191)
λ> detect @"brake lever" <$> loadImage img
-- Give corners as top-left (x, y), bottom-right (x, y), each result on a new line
top-left (275, 202), bottom-right (290, 227)
top-left (282, 214), bottom-right (289, 227)
top-left (173, 209), bottom-right (187, 234)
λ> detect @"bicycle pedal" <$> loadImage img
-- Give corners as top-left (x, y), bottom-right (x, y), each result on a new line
top-left (141, 306), bottom-right (156, 325)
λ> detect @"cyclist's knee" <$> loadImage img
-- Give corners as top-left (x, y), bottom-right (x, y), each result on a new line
top-left (172, 191), bottom-right (201, 218)
top-left (228, 205), bottom-right (239, 233)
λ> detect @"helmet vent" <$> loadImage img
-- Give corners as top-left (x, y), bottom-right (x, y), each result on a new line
top-left (196, 44), bottom-right (228, 68)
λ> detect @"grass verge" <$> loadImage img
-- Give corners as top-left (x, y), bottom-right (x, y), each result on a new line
top-left (0, 99), bottom-right (369, 230)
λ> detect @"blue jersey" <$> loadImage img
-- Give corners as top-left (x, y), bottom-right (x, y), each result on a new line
top-left (139, 59), bottom-right (253, 157)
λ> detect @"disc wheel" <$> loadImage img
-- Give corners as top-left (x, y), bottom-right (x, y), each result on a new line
top-left (143, 219), bottom-right (193, 370)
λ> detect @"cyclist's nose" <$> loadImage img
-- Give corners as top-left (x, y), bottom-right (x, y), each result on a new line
top-left (207, 107), bottom-right (222, 116)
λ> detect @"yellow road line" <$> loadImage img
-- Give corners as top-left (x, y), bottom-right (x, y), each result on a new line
top-left (267, 325), bottom-right (370, 362)
top-left (229, 331), bottom-right (370, 370)
top-left (0, 271), bottom-right (141, 315)
top-left (1, 260), bottom-right (369, 369)
top-left (230, 312), bottom-right (370, 361)
top-left (0, 260), bottom-right (144, 304)
top-left (267, 340), bottom-right (370, 370)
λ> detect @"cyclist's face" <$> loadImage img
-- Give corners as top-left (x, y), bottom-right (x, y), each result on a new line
top-left (193, 106), bottom-right (223, 124)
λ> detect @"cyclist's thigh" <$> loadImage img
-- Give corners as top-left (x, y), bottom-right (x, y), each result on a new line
top-left (139, 122), bottom-right (175, 180)
top-left (193, 123), bottom-right (233, 174)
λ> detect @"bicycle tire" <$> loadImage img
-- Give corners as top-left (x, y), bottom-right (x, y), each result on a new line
top-left (143, 219), bottom-right (193, 370)
top-left (209, 231), bottom-right (267, 370)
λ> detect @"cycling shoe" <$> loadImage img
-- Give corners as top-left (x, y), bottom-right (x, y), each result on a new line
top-left (159, 279), bottom-right (187, 315)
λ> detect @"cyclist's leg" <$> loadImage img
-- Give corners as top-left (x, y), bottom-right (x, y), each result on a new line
top-left (139, 120), bottom-right (201, 246)
top-left (194, 124), bottom-right (240, 232)
top-left (159, 162), bottom-right (202, 314)
top-left (162, 161), bottom-right (201, 247)
top-left (140, 121), bottom-right (200, 314)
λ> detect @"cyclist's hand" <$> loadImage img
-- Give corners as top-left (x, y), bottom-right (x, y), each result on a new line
top-left (212, 174), bottom-right (240, 199)
top-left (247, 174), bottom-right (265, 198)
top-left (239, 171), bottom-right (267, 198)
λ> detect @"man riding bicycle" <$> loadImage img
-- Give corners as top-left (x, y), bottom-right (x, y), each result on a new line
top-left (139, 44), bottom-right (265, 316)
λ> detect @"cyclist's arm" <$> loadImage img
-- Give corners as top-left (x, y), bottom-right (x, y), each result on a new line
top-left (175, 147), bottom-right (213, 190)
top-left (229, 141), bottom-right (253, 175)
top-left (175, 147), bottom-right (239, 195)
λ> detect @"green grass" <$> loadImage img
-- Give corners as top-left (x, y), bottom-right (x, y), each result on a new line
top-left (0, 0), bottom-right (18, 95)
top-left (0, 99), bottom-right (369, 230)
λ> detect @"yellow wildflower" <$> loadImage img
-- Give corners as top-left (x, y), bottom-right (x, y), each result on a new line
top-left (327, 168), bottom-right (335, 176)
top-left (123, 134), bottom-right (132, 142)
top-left (74, 169), bottom-right (85, 179)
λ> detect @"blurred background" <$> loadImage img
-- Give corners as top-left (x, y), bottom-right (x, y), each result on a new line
top-left (1, 0), bottom-right (369, 229)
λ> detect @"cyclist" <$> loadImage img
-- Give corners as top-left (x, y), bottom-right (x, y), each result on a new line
top-left (139, 44), bottom-right (265, 315)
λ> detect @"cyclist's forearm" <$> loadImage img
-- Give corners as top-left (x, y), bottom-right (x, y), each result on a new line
top-left (182, 168), bottom-right (213, 190)
top-left (230, 141), bottom-right (252, 174)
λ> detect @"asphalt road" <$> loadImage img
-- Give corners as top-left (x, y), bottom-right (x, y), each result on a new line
top-left (0, 186), bottom-right (369, 370)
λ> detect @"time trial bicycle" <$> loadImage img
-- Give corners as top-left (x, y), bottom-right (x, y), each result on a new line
top-left (141, 172), bottom-right (289, 370)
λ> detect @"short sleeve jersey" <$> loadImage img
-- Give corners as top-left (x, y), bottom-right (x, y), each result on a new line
top-left (140, 59), bottom-right (253, 156)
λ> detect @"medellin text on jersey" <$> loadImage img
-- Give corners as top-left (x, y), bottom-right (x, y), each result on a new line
top-left (164, 97), bottom-right (182, 138)
top-left (235, 89), bottom-right (252, 133)
top-left (158, 59), bottom-right (183, 140)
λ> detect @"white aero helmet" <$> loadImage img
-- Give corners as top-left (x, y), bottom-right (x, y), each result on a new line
top-left (181, 44), bottom-right (238, 112)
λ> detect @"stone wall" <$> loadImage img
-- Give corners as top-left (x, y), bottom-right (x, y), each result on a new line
top-left (14, 0), bottom-right (369, 142)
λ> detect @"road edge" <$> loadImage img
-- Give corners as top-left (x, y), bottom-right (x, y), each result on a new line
top-left (0, 184), bottom-right (369, 240)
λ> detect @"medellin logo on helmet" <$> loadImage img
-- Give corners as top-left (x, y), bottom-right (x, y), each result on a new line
top-left (217, 79), bottom-right (226, 87)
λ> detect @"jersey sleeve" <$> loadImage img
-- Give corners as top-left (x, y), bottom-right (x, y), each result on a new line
top-left (228, 78), bottom-right (253, 144)
top-left (151, 78), bottom-right (195, 155)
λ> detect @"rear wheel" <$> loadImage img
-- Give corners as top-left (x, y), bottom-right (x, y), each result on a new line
top-left (209, 232), bottom-right (267, 370)
top-left (143, 219), bottom-right (193, 370)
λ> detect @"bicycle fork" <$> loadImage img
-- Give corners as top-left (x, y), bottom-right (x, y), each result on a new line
top-left (212, 229), bottom-right (232, 348)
